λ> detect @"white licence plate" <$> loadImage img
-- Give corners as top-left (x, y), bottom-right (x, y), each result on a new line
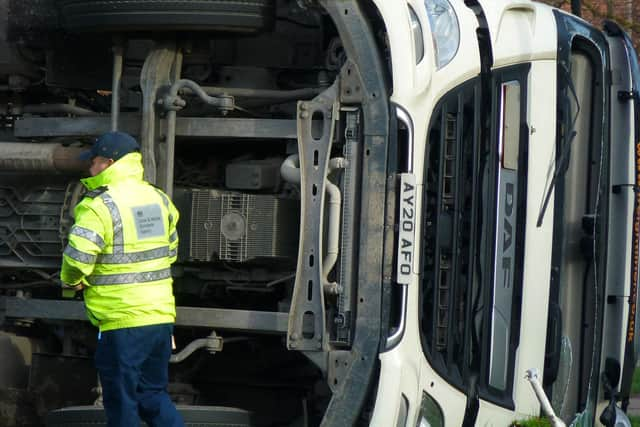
top-left (396, 173), bottom-right (416, 284)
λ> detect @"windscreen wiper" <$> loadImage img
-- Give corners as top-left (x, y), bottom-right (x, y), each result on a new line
top-left (536, 64), bottom-right (581, 227)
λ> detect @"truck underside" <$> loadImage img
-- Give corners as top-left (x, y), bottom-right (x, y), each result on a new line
top-left (0, 1), bottom-right (392, 426)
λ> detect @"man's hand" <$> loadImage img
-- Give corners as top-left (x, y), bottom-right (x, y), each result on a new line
top-left (61, 282), bottom-right (85, 299)
top-left (61, 283), bottom-right (85, 291)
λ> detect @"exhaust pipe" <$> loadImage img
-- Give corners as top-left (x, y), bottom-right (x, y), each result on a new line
top-left (0, 143), bottom-right (87, 173)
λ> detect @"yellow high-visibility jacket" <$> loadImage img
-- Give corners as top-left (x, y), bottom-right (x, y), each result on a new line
top-left (60, 152), bottom-right (180, 332)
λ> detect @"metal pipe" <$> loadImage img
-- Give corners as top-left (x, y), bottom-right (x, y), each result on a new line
top-left (323, 180), bottom-right (341, 294)
top-left (323, 157), bottom-right (347, 291)
top-left (164, 49), bottom-right (183, 198)
top-left (169, 338), bottom-right (210, 363)
top-left (169, 331), bottom-right (223, 363)
top-left (0, 143), bottom-right (87, 172)
top-left (197, 86), bottom-right (322, 100)
top-left (21, 104), bottom-right (97, 116)
top-left (93, 375), bottom-right (103, 407)
top-left (160, 76), bottom-right (235, 196)
top-left (280, 154), bottom-right (301, 184)
top-left (165, 79), bottom-right (234, 113)
top-left (525, 369), bottom-right (566, 427)
top-left (111, 44), bottom-right (124, 131)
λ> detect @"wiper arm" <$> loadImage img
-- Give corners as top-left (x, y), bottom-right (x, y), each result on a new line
top-left (536, 129), bottom-right (577, 227)
top-left (536, 64), bottom-right (581, 227)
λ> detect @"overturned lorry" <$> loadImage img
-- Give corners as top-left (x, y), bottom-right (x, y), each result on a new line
top-left (0, 0), bottom-right (639, 426)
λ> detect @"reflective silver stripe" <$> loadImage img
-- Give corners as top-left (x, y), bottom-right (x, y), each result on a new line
top-left (64, 245), bottom-right (97, 264)
top-left (169, 248), bottom-right (177, 258)
top-left (99, 192), bottom-right (124, 254)
top-left (70, 225), bottom-right (105, 249)
top-left (97, 246), bottom-right (170, 264)
top-left (88, 268), bottom-right (172, 285)
top-left (154, 188), bottom-right (174, 225)
top-left (169, 231), bottom-right (178, 243)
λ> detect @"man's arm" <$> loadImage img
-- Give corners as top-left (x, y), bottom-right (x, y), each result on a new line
top-left (60, 203), bottom-right (106, 287)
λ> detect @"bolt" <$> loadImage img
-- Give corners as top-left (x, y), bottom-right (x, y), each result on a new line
top-left (291, 333), bottom-right (299, 341)
top-left (300, 111), bottom-right (309, 119)
top-left (300, 102), bottom-right (308, 111)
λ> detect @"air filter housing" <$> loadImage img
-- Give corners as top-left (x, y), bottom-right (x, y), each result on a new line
top-left (174, 188), bottom-right (299, 264)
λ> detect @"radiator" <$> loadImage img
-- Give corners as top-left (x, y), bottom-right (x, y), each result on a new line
top-left (175, 188), bottom-right (299, 264)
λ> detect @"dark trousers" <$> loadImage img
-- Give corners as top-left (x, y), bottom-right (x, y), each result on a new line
top-left (95, 324), bottom-right (184, 427)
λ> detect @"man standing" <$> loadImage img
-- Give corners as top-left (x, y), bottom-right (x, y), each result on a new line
top-left (60, 131), bottom-right (184, 427)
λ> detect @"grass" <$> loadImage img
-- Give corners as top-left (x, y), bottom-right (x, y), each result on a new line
top-left (633, 367), bottom-right (640, 395)
top-left (511, 418), bottom-right (551, 427)
top-left (630, 367), bottom-right (640, 427)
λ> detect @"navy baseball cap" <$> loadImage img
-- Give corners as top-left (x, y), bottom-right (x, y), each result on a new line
top-left (79, 131), bottom-right (140, 161)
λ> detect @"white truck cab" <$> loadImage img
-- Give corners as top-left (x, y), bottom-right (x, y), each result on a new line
top-left (373, 1), bottom-right (640, 426)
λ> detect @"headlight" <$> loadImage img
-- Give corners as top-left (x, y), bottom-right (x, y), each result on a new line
top-left (425, 0), bottom-right (460, 69)
top-left (415, 391), bottom-right (444, 427)
top-left (408, 5), bottom-right (425, 64)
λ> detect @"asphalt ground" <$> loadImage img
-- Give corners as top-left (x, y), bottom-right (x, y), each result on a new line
top-left (628, 395), bottom-right (640, 416)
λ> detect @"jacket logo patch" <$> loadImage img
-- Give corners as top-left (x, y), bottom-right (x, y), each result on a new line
top-left (131, 204), bottom-right (165, 239)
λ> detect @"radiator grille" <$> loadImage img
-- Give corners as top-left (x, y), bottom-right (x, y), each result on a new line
top-left (187, 189), bottom-right (298, 263)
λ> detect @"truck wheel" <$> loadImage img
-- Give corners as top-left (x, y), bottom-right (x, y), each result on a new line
top-left (46, 405), bottom-right (253, 426)
top-left (57, 0), bottom-right (275, 33)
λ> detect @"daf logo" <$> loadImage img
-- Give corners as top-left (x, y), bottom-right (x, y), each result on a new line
top-left (502, 182), bottom-right (514, 289)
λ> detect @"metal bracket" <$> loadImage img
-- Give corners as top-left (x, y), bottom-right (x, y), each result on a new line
top-left (340, 60), bottom-right (364, 104)
top-left (287, 81), bottom-right (340, 352)
top-left (13, 116), bottom-right (299, 139)
top-left (1, 297), bottom-right (289, 333)
top-left (327, 350), bottom-right (352, 393)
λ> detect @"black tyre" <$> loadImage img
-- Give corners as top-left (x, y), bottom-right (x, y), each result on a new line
top-left (57, 0), bottom-right (275, 33)
top-left (46, 405), bottom-right (253, 426)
